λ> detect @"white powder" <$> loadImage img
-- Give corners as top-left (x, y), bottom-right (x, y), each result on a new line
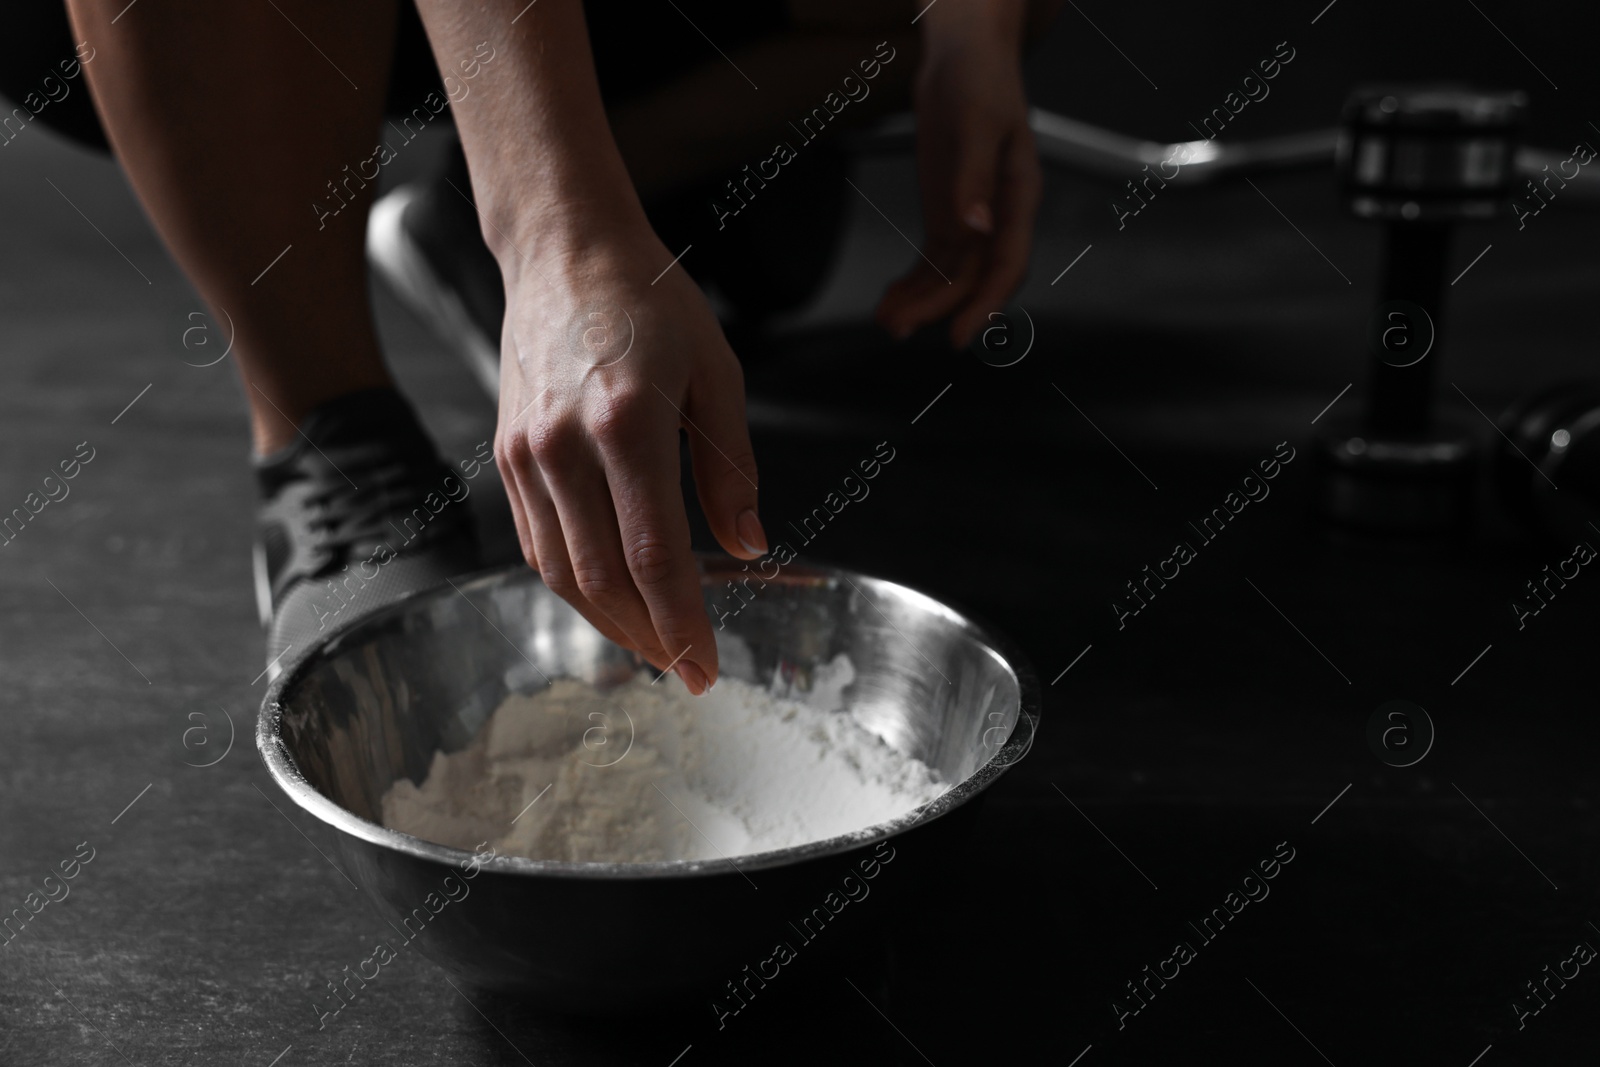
top-left (380, 655), bottom-right (947, 863)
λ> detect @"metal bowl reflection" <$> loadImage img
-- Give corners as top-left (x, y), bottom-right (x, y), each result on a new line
top-left (257, 558), bottom-right (1037, 1010)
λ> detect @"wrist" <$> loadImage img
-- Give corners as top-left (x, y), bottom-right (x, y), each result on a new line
top-left (484, 185), bottom-right (656, 292)
top-left (495, 207), bottom-right (669, 301)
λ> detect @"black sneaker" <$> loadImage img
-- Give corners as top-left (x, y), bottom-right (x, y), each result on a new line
top-left (254, 387), bottom-right (480, 679)
top-left (366, 145), bottom-right (505, 398)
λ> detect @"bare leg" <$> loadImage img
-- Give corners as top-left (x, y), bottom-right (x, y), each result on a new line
top-left (65, 0), bottom-right (399, 454)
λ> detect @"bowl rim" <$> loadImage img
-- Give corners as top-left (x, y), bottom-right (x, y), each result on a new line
top-left (257, 558), bottom-right (1040, 880)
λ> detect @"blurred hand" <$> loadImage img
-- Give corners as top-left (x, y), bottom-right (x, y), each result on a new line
top-left (493, 226), bottom-right (764, 695)
top-left (876, 5), bottom-right (1040, 348)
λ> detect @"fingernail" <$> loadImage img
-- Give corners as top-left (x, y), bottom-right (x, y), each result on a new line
top-left (736, 509), bottom-right (768, 557)
top-left (964, 203), bottom-right (993, 234)
top-left (677, 660), bottom-right (708, 695)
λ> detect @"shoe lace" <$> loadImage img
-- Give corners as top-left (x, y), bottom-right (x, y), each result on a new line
top-left (299, 446), bottom-right (440, 554)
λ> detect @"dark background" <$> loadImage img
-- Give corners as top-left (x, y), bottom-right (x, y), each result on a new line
top-left (3, 1), bottom-right (1598, 1064)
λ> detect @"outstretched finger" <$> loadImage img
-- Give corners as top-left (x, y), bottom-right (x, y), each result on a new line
top-left (876, 240), bottom-right (982, 339)
top-left (541, 450), bottom-right (674, 669)
top-left (950, 131), bottom-right (1041, 347)
top-left (678, 362), bottom-right (763, 564)
top-left (598, 411), bottom-right (718, 695)
top-left (506, 438), bottom-right (649, 663)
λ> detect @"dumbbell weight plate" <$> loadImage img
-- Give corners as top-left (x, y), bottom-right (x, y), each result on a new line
top-left (1495, 380), bottom-right (1600, 546)
top-left (1312, 414), bottom-right (1479, 537)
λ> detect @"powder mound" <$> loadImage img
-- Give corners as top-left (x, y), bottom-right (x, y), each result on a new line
top-left (380, 656), bottom-right (947, 863)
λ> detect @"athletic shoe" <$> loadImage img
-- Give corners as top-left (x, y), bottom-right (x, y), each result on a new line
top-left (367, 145), bottom-right (505, 397)
top-left (254, 387), bottom-right (480, 680)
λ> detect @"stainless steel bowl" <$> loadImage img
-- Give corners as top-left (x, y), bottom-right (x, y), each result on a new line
top-left (258, 557), bottom-right (1037, 1010)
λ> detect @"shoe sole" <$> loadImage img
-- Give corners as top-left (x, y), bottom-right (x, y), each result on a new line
top-left (367, 185), bottom-right (502, 401)
top-left (252, 539), bottom-right (274, 630)
top-left (254, 539), bottom-right (291, 682)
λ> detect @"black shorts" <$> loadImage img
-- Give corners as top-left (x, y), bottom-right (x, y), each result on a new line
top-left (0, 1), bottom-right (791, 154)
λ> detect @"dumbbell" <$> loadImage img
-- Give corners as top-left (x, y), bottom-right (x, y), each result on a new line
top-left (1495, 381), bottom-right (1600, 546)
top-left (1312, 85), bottom-right (1528, 537)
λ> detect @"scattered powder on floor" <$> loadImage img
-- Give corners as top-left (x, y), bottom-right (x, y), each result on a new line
top-left (380, 655), bottom-right (947, 863)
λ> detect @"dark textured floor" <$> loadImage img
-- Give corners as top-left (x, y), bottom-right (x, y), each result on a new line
top-left (6, 4), bottom-right (1600, 1064)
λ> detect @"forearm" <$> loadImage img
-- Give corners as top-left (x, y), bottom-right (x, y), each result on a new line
top-left (410, 0), bottom-right (649, 286)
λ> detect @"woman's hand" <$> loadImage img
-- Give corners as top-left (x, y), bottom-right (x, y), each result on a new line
top-left (493, 223), bottom-right (765, 695)
top-left (876, 1), bottom-right (1041, 348)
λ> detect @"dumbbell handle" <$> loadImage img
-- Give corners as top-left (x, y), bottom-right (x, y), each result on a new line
top-left (853, 110), bottom-right (1600, 200)
top-left (1368, 224), bottom-right (1450, 436)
